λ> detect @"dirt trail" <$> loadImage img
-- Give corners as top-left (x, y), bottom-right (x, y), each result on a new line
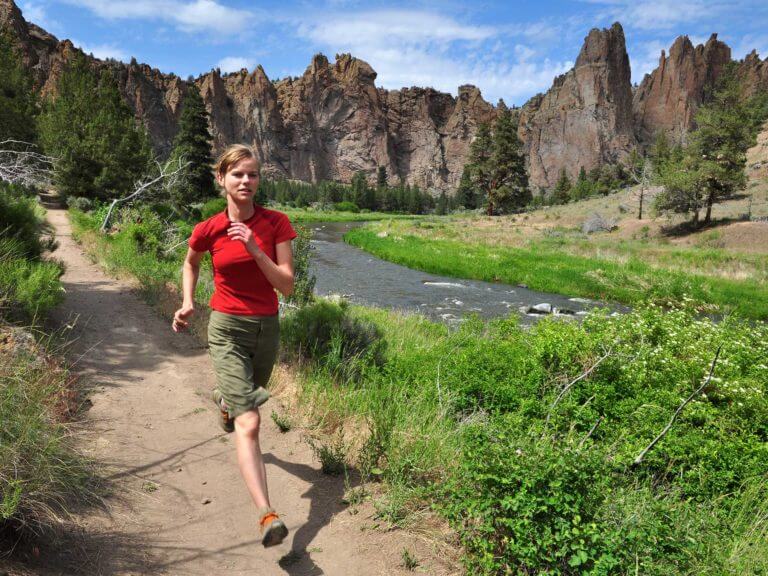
top-left (39, 206), bottom-right (454, 576)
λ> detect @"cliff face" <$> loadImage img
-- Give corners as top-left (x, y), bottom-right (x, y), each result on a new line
top-left (518, 23), bottom-right (636, 188)
top-left (2, 0), bottom-right (494, 190)
top-left (632, 34), bottom-right (731, 145)
top-left (736, 50), bottom-right (768, 98)
top-left (2, 0), bottom-right (765, 193)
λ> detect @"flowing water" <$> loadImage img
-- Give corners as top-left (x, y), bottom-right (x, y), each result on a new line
top-left (308, 222), bottom-right (624, 325)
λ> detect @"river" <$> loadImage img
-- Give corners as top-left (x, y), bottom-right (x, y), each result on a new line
top-left (307, 222), bottom-right (622, 325)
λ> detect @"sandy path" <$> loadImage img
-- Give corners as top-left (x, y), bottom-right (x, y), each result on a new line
top-left (40, 206), bottom-right (454, 576)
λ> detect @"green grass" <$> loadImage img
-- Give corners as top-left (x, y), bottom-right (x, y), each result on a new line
top-left (345, 226), bottom-right (768, 320)
top-left (283, 208), bottom-right (420, 223)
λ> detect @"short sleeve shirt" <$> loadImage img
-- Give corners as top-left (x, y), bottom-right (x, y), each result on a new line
top-left (189, 205), bottom-right (297, 316)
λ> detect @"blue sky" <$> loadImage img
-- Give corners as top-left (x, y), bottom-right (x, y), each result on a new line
top-left (18, 0), bottom-right (768, 106)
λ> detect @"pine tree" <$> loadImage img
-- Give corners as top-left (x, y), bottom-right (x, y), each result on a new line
top-left (468, 123), bottom-right (493, 211)
top-left (169, 85), bottom-right (215, 207)
top-left (350, 171), bottom-right (368, 209)
top-left (570, 166), bottom-right (593, 201)
top-left (551, 168), bottom-right (572, 205)
top-left (455, 167), bottom-right (477, 209)
top-left (0, 33), bottom-right (37, 146)
top-left (376, 165), bottom-right (387, 189)
top-left (435, 191), bottom-right (448, 215)
top-left (39, 54), bottom-right (151, 199)
top-left (488, 108), bottom-right (530, 214)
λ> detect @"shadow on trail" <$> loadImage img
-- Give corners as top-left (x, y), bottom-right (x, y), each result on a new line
top-left (265, 453), bottom-right (356, 576)
top-left (1, 511), bottom-right (164, 576)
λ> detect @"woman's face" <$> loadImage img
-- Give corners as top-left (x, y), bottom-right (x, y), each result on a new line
top-left (219, 157), bottom-right (260, 203)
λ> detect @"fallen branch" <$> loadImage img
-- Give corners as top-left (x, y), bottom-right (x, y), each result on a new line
top-left (578, 416), bottom-right (603, 450)
top-left (0, 140), bottom-right (54, 187)
top-left (100, 157), bottom-right (190, 232)
top-left (633, 345), bottom-right (722, 466)
top-left (544, 348), bottom-right (613, 429)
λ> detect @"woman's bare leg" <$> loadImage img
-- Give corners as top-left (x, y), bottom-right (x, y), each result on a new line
top-left (234, 408), bottom-right (270, 509)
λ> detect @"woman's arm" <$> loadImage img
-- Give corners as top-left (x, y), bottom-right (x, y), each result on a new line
top-left (250, 240), bottom-right (295, 297)
top-left (227, 222), bottom-right (294, 297)
top-left (172, 247), bottom-right (204, 332)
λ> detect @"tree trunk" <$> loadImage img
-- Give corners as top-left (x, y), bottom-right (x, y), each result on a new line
top-left (704, 194), bottom-right (714, 224)
top-left (637, 186), bottom-right (644, 220)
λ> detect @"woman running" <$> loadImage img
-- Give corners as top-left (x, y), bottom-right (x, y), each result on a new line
top-left (172, 144), bottom-right (296, 547)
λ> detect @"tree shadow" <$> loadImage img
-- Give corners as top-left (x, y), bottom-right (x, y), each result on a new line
top-left (264, 453), bottom-right (360, 576)
top-left (661, 215), bottom-right (749, 237)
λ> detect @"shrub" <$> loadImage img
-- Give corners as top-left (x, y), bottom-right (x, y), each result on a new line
top-left (443, 421), bottom-right (620, 575)
top-left (0, 329), bottom-right (94, 535)
top-left (0, 183), bottom-right (51, 258)
top-left (286, 224), bottom-right (316, 307)
top-left (333, 201), bottom-right (360, 213)
top-left (280, 299), bottom-right (386, 378)
top-left (65, 196), bottom-right (94, 212)
top-left (200, 196), bottom-right (226, 220)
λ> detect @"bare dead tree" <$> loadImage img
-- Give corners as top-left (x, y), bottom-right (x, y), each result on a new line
top-left (627, 156), bottom-right (654, 220)
top-left (0, 140), bottom-right (54, 188)
top-left (633, 346), bottom-right (722, 466)
top-left (100, 157), bottom-right (190, 232)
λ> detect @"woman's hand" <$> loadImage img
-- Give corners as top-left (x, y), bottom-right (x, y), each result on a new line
top-left (228, 222), bottom-right (262, 257)
top-left (172, 304), bottom-right (195, 332)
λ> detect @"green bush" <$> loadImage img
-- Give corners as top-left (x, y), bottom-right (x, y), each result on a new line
top-left (0, 246), bottom-right (64, 319)
top-left (0, 183), bottom-right (51, 258)
top-left (280, 299), bottom-right (386, 378)
top-left (200, 196), bottom-right (226, 220)
top-left (444, 423), bottom-right (620, 574)
top-left (333, 201), bottom-right (360, 213)
top-left (65, 196), bottom-right (94, 212)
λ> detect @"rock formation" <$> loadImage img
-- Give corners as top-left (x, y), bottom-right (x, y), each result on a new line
top-left (632, 34), bottom-right (731, 145)
top-left (1, 0), bottom-right (765, 194)
top-left (1, 0), bottom-right (495, 190)
top-left (518, 22), bottom-right (635, 188)
top-left (736, 50), bottom-right (768, 98)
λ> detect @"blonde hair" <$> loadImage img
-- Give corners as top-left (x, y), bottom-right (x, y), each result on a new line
top-left (214, 144), bottom-right (260, 180)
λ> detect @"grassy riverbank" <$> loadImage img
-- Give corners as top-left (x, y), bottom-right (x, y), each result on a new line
top-left (345, 214), bottom-right (768, 320)
top-left (200, 196), bottom-right (422, 223)
top-left (69, 204), bottom-right (768, 574)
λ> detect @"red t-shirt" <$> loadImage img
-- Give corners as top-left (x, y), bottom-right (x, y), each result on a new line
top-left (189, 205), bottom-right (297, 316)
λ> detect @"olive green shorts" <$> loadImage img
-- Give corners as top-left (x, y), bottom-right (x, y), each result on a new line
top-left (207, 310), bottom-right (280, 419)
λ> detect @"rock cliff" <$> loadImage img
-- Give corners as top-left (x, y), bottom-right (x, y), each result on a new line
top-left (632, 34), bottom-right (731, 145)
top-left (2, 0), bottom-right (765, 193)
top-left (518, 23), bottom-right (636, 188)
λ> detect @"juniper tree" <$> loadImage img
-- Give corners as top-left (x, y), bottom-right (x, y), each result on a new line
top-left (39, 54), bottom-right (151, 200)
top-left (168, 85), bottom-right (215, 207)
top-left (455, 168), bottom-right (477, 209)
top-left (551, 168), bottom-right (572, 205)
top-left (488, 107), bottom-right (530, 214)
top-left (0, 33), bottom-right (37, 146)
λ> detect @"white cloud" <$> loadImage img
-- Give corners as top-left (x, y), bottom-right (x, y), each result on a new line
top-left (71, 39), bottom-right (130, 61)
top-left (63, 0), bottom-right (255, 35)
top-left (20, 1), bottom-right (61, 32)
top-left (218, 56), bottom-right (256, 73)
top-left (299, 10), bottom-right (495, 46)
top-left (293, 9), bottom-right (568, 104)
top-left (20, 1), bottom-right (46, 23)
top-left (582, 0), bottom-right (725, 30)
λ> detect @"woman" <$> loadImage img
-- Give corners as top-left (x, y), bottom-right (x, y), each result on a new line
top-left (172, 144), bottom-right (296, 547)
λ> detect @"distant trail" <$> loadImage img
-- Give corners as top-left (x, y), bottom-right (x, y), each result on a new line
top-left (42, 206), bottom-right (453, 576)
